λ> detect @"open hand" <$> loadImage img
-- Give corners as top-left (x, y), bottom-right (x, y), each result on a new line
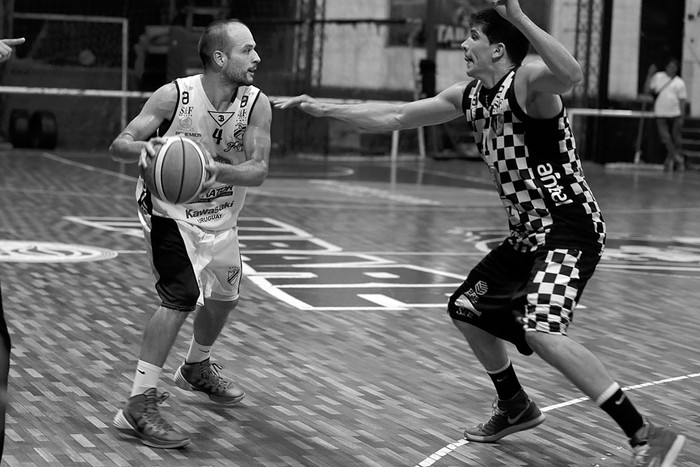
top-left (492, 0), bottom-right (525, 22)
top-left (273, 94), bottom-right (325, 117)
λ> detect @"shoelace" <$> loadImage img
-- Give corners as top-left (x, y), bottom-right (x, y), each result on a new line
top-left (631, 443), bottom-right (649, 464)
top-left (480, 399), bottom-right (506, 430)
top-left (142, 391), bottom-right (175, 432)
top-left (198, 361), bottom-right (231, 392)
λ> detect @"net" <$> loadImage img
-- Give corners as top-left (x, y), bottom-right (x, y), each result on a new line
top-left (1, 13), bottom-right (129, 151)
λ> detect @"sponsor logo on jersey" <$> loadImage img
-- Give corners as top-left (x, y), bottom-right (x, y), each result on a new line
top-left (179, 117), bottom-right (192, 128)
top-left (197, 185), bottom-right (234, 202)
top-left (179, 106), bottom-right (193, 117)
top-left (174, 130), bottom-right (202, 138)
top-left (536, 163), bottom-right (572, 206)
top-left (185, 201), bottom-right (235, 221)
top-left (208, 111), bottom-right (235, 127)
top-left (224, 122), bottom-right (246, 152)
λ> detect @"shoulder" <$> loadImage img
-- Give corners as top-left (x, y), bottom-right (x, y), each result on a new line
top-left (249, 90), bottom-right (271, 126)
top-left (142, 82), bottom-right (178, 117)
top-left (151, 81), bottom-right (179, 104)
top-left (440, 81), bottom-right (471, 103)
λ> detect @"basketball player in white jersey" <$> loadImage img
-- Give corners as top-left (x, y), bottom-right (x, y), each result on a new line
top-left (276, 1), bottom-right (685, 465)
top-left (109, 20), bottom-right (271, 448)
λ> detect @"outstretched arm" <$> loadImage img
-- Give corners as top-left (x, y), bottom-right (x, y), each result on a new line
top-left (274, 82), bottom-right (467, 132)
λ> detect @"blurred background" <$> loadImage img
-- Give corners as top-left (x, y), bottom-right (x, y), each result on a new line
top-left (0, 0), bottom-right (696, 167)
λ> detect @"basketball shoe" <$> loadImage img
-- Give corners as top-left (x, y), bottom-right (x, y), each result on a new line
top-left (463, 390), bottom-right (545, 442)
top-left (630, 421), bottom-right (686, 467)
top-left (113, 388), bottom-right (190, 449)
top-left (174, 358), bottom-right (245, 405)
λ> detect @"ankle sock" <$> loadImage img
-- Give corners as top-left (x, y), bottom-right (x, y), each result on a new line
top-left (185, 336), bottom-right (212, 364)
top-left (130, 360), bottom-right (162, 397)
top-left (487, 360), bottom-right (523, 401)
top-left (597, 383), bottom-right (645, 439)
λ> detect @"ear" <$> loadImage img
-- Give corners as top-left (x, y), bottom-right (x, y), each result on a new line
top-left (492, 43), bottom-right (506, 61)
top-left (213, 50), bottom-right (225, 66)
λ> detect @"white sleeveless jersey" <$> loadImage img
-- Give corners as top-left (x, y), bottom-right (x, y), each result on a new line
top-left (137, 74), bottom-right (261, 231)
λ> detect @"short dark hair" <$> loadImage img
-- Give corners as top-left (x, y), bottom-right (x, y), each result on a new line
top-left (198, 19), bottom-right (245, 69)
top-left (470, 8), bottom-right (530, 65)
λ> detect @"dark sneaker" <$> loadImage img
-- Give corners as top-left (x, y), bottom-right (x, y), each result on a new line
top-left (113, 388), bottom-right (190, 449)
top-left (174, 358), bottom-right (245, 405)
top-left (631, 421), bottom-right (686, 467)
top-left (463, 392), bottom-right (545, 442)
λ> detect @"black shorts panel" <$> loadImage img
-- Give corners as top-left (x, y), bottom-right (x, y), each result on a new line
top-left (448, 240), bottom-right (599, 355)
top-left (150, 216), bottom-right (199, 311)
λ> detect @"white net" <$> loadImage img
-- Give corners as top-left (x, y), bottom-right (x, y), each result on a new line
top-left (13, 14), bottom-right (124, 68)
top-left (1, 13), bottom-right (129, 151)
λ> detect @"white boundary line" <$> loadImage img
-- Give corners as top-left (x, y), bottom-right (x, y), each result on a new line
top-left (414, 372), bottom-right (700, 466)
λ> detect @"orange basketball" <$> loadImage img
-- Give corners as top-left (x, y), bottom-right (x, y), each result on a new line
top-left (142, 137), bottom-right (208, 204)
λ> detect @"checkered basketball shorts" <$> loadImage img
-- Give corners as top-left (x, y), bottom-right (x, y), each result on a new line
top-left (448, 239), bottom-right (600, 355)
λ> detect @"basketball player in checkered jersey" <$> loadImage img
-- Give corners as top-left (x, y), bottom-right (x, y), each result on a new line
top-left (0, 36), bottom-right (25, 461)
top-left (276, 1), bottom-right (685, 465)
top-left (109, 21), bottom-right (271, 448)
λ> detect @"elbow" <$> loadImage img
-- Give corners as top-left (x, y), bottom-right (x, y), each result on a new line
top-left (109, 139), bottom-right (131, 163)
top-left (567, 64), bottom-right (584, 88)
top-left (108, 141), bottom-right (122, 162)
top-left (252, 161), bottom-right (269, 186)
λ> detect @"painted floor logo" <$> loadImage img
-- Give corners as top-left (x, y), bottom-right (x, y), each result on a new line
top-left (0, 241), bottom-right (118, 263)
top-left (455, 228), bottom-right (700, 276)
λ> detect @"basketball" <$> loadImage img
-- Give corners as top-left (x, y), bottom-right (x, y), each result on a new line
top-left (142, 136), bottom-right (208, 204)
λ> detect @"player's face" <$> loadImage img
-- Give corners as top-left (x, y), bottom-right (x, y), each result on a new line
top-left (222, 28), bottom-right (260, 85)
top-left (665, 60), bottom-right (679, 76)
top-left (461, 25), bottom-right (496, 79)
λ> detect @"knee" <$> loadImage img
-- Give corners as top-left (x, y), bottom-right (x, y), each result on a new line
top-left (205, 297), bottom-right (239, 314)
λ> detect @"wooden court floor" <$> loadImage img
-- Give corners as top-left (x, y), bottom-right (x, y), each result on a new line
top-left (0, 148), bottom-right (698, 466)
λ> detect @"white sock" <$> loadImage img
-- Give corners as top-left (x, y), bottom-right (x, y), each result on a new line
top-left (130, 360), bottom-right (162, 397)
top-left (185, 336), bottom-right (212, 364)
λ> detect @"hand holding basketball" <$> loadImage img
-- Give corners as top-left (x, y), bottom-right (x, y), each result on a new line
top-left (201, 150), bottom-right (218, 191)
top-left (137, 137), bottom-right (165, 171)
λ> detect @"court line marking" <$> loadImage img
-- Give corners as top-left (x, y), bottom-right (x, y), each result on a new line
top-left (40, 152), bottom-right (138, 182)
top-left (414, 371), bottom-right (700, 467)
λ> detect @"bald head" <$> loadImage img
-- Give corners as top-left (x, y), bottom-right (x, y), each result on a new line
top-left (198, 20), bottom-right (253, 70)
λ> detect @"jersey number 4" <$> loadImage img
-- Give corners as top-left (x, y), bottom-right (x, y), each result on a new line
top-left (212, 128), bottom-right (223, 145)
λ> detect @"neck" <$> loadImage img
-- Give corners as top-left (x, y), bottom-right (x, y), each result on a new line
top-left (474, 63), bottom-right (515, 89)
top-left (201, 73), bottom-right (238, 110)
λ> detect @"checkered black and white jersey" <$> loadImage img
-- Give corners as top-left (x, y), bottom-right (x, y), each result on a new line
top-left (463, 70), bottom-right (606, 253)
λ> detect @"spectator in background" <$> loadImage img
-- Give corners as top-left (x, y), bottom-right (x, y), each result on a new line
top-left (0, 36), bottom-right (26, 460)
top-left (645, 58), bottom-right (687, 172)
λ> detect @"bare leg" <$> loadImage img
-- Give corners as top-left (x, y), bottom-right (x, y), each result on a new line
top-left (453, 319), bottom-right (509, 372)
top-left (656, 118), bottom-right (676, 171)
top-left (525, 332), bottom-right (614, 399)
top-left (139, 306), bottom-right (189, 367)
top-left (671, 117), bottom-right (685, 170)
top-left (193, 298), bottom-right (237, 346)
